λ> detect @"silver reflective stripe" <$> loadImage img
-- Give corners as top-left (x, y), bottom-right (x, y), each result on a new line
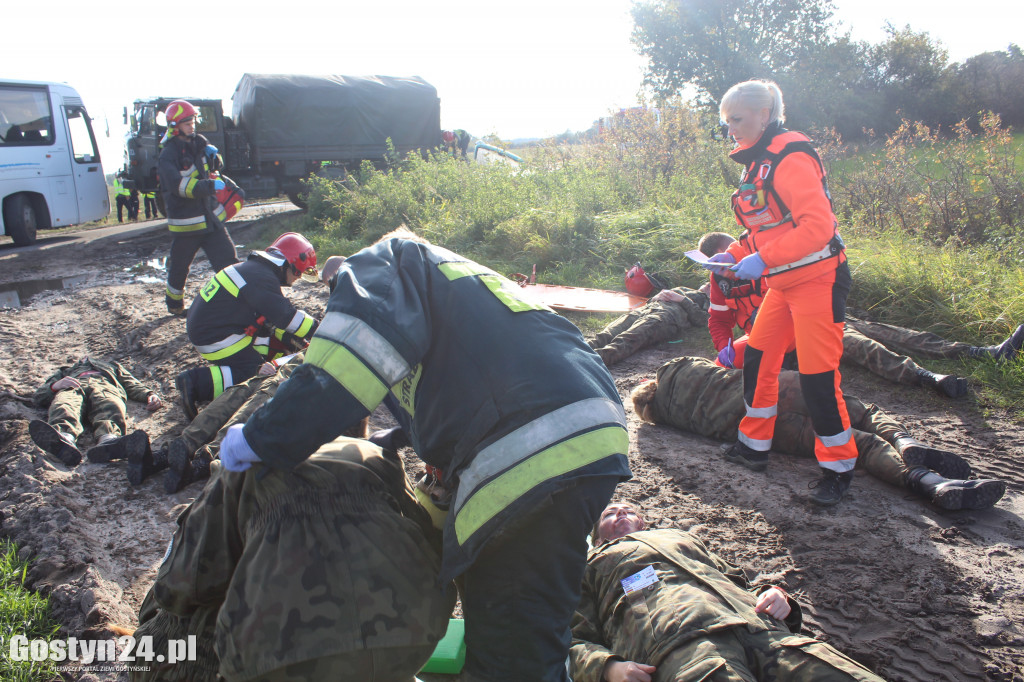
top-left (766, 240), bottom-right (835, 275)
top-left (224, 265), bottom-right (247, 290)
top-left (316, 312), bottom-right (410, 386)
top-left (166, 284), bottom-right (183, 296)
top-left (284, 310), bottom-right (306, 333)
top-left (754, 213), bottom-right (792, 231)
top-left (168, 215), bottom-right (204, 226)
top-left (709, 303), bottom-right (730, 312)
top-left (196, 333), bottom-right (249, 354)
top-left (820, 458), bottom-right (856, 473)
top-left (744, 401), bottom-right (777, 419)
top-left (452, 397), bottom-right (627, 514)
top-left (221, 366), bottom-right (234, 388)
top-left (818, 427), bottom-right (853, 447)
top-left (738, 432), bottom-right (772, 450)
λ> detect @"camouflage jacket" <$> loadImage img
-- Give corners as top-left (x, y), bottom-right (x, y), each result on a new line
top-left (152, 437), bottom-right (453, 680)
top-left (33, 357), bottom-right (156, 408)
top-left (570, 529), bottom-right (801, 682)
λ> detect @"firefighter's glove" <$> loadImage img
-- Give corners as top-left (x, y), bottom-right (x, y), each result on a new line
top-left (702, 251), bottom-right (735, 273)
top-left (205, 144), bottom-right (218, 159)
top-left (717, 339), bottom-right (736, 369)
top-left (213, 179), bottom-right (225, 191)
top-left (220, 424), bottom-right (262, 472)
top-left (731, 253), bottom-right (766, 280)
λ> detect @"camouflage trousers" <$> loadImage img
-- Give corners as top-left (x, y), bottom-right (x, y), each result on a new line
top-left (588, 289), bottom-right (709, 366)
top-left (651, 358), bottom-right (911, 487)
top-left (178, 370), bottom-right (278, 459)
top-left (846, 315), bottom-right (975, 359)
top-left (131, 597), bottom-right (219, 682)
top-left (48, 376), bottom-right (127, 440)
top-left (656, 627), bottom-right (883, 681)
top-left (243, 646), bottom-right (435, 682)
top-left (842, 325), bottom-right (924, 386)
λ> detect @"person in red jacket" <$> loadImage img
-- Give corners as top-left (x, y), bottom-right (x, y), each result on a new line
top-left (711, 79), bottom-right (857, 506)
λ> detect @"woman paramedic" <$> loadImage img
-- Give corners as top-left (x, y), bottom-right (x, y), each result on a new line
top-left (710, 79), bottom-right (857, 506)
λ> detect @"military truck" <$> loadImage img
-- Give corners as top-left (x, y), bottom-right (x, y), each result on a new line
top-left (121, 74), bottom-right (441, 208)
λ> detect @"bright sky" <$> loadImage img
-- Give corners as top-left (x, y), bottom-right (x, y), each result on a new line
top-left (2, 0), bottom-right (1019, 171)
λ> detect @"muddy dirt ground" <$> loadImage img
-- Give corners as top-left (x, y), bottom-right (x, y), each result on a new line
top-left (1, 212), bottom-right (1022, 681)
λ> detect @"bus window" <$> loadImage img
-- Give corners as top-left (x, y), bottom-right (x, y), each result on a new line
top-left (66, 106), bottom-right (100, 163)
top-left (0, 85), bottom-right (54, 146)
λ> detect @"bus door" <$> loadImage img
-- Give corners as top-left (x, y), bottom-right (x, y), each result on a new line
top-left (62, 103), bottom-right (108, 222)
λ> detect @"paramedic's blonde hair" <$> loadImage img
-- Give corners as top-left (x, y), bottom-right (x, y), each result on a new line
top-left (720, 80), bottom-right (785, 126)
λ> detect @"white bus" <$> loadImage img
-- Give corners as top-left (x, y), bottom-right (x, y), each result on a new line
top-left (1, 80), bottom-right (109, 246)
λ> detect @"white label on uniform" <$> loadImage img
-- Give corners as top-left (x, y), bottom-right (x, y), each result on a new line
top-left (621, 566), bottom-right (658, 594)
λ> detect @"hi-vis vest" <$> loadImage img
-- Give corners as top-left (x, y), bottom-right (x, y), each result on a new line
top-left (731, 131), bottom-right (845, 287)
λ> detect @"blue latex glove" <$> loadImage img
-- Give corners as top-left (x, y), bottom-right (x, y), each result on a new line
top-left (717, 339), bottom-right (736, 368)
top-left (731, 252), bottom-right (766, 280)
top-left (213, 179), bottom-right (225, 191)
top-left (219, 424), bottom-right (262, 472)
top-left (702, 251), bottom-right (736, 271)
top-left (205, 144), bottom-right (218, 158)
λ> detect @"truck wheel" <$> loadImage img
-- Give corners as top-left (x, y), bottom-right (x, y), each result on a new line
top-left (3, 194), bottom-right (38, 246)
top-left (287, 190), bottom-right (308, 211)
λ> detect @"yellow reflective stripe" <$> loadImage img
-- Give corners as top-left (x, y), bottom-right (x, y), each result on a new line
top-left (165, 288), bottom-right (184, 301)
top-left (438, 260), bottom-right (498, 280)
top-left (293, 313), bottom-right (315, 337)
top-left (479, 275), bottom-right (547, 312)
top-left (454, 426), bottom-right (628, 545)
top-left (305, 337), bottom-right (389, 411)
top-left (211, 367), bottom-right (226, 398)
top-left (167, 217), bottom-right (208, 233)
top-left (273, 328), bottom-right (286, 341)
top-left (215, 269), bottom-right (240, 297)
top-left (198, 335), bottom-right (253, 361)
top-left (214, 204), bottom-right (227, 221)
top-left (389, 363), bottom-right (422, 418)
top-left (316, 312), bottom-right (410, 386)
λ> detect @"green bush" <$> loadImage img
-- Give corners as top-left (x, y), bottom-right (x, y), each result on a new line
top-left (0, 540), bottom-right (60, 682)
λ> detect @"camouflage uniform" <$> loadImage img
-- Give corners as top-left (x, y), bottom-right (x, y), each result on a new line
top-left (571, 528), bottom-right (883, 681)
top-left (588, 288), bottom-right (710, 366)
top-left (138, 437), bottom-right (454, 682)
top-left (647, 357), bottom-right (922, 488)
top-left (840, 324), bottom-right (925, 386)
top-left (846, 315), bottom-right (976, 360)
top-left (32, 358), bottom-right (157, 440)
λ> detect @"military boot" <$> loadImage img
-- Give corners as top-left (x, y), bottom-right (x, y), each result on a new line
top-left (808, 469), bottom-right (853, 506)
top-left (86, 429), bottom-right (150, 463)
top-left (914, 367), bottom-right (968, 398)
top-left (967, 323), bottom-right (1024, 361)
top-left (905, 466), bottom-right (1006, 511)
top-left (29, 420), bottom-right (82, 466)
top-left (163, 439), bottom-right (212, 494)
top-left (893, 433), bottom-right (972, 480)
top-left (722, 441), bottom-right (769, 472)
top-left (127, 442), bottom-right (170, 486)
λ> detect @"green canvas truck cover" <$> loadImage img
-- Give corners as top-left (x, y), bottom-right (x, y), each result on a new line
top-left (231, 74), bottom-right (440, 159)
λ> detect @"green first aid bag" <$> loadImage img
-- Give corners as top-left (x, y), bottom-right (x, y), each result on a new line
top-left (420, 619), bottom-right (466, 674)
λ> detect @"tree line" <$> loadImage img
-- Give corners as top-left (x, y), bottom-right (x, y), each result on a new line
top-left (630, 0), bottom-right (1024, 140)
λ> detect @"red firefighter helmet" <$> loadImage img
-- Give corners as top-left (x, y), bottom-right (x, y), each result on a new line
top-left (442, 130), bottom-right (456, 144)
top-left (165, 100), bottom-right (197, 135)
top-left (625, 262), bottom-right (656, 297)
top-left (267, 232), bottom-right (318, 282)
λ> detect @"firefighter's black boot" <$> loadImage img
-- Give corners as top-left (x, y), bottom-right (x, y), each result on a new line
top-left (722, 441), bottom-right (770, 472)
top-left (914, 367), bottom-right (968, 398)
top-left (893, 433), bottom-right (972, 480)
top-left (127, 442), bottom-right (169, 486)
top-left (163, 440), bottom-right (212, 494)
top-left (175, 370), bottom-right (200, 421)
top-left (86, 429), bottom-right (150, 463)
top-left (905, 465), bottom-right (1006, 511)
top-left (29, 420), bottom-right (82, 467)
top-left (808, 469), bottom-right (853, 506)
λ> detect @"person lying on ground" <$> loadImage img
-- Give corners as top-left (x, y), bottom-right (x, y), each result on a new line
top-left (29, 356), bottom-right (162, 467)
top-left (129, 436), bottom-right (453, 682)
top-left (570, 502), bottom-right (885, 682)
top-left (632, 356), bottom-right (1006, 509)
top-left (700, 232), bottom-right (1022, 399)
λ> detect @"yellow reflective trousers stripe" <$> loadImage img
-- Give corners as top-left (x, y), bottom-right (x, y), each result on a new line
top-left (305, 337), bottom-right (389, 411)
top-left (454, 425), bottom-right (628, 544)
top-left (199, 335), bottom-right (253, 361)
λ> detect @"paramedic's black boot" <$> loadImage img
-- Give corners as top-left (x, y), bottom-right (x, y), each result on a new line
top-left (905, 466), bottom-right (1005, 511)
top-left (127, 442), bottom-right (169, 486)
top-left (175, 370), bottom-right (200, 421)
top-left (29, 420), bottom-right (82, 467)
top-left (915, 367), bottom-right (967, 398)
top-left (809, 469), bottom-right (853, 506)
top-left (893, 433), bottom-right (972, 480)
top-left (86, 429), bottom-right (149, 463)
top-left (722, 441), bottom-right (769, 472)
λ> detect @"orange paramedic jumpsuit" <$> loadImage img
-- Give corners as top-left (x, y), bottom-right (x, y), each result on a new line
top-left (726, 123), bottom-right (857, 473)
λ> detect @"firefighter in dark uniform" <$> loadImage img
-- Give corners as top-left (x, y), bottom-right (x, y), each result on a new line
top-left (217, 229), bottom-right (632, 682)
top-left (157, 99), bottom-right (241, 316)
top-left (175, 232), bottom-right (319, 420)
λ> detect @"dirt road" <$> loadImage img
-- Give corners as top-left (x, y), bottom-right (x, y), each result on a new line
top-left (0, 214), bottom-right (1022, 681)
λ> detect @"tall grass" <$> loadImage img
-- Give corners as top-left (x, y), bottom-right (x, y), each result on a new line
top-left (0, 540), bottom-right (60, 682)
